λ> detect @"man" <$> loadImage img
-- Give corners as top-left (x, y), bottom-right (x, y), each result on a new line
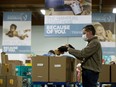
top-left (58, 25), bottom-right (102, 87)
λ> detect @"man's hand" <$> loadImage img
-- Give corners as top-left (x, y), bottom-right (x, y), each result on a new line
top-left (65, 44), bottom-right (75, 49)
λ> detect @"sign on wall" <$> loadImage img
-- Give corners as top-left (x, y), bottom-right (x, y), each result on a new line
top-left (92, 13), bottom-right (116, 56)
top-left (44, 24), bottom-right (88, 37)
top-left (2, 12), bottom-right (32, 54)
top-left (44, 0), bottom-right (92, 37)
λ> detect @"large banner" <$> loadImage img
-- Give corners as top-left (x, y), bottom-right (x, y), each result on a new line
top-left (45, 24), bottom-right (87, 37)
top-left (92, 13), bottom-right (116, 64)
top-left (45, 0), bottom-right (92, 37)
top-left (2, 12), bottom-right (31, 54)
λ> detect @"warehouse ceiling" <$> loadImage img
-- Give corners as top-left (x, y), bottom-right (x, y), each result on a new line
top-left (0, 0), bottom-right (116, 25)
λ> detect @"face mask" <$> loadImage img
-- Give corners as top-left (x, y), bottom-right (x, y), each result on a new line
top-left (82, 34), bottom-right (88, 41)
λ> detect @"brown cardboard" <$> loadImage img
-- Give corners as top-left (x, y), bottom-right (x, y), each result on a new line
top-left (5, 55), bottom-right (9, 64)
top-left (0, 64), bottom-right (9, 76)
top-left (8, 60), bottom-right (23, 66)
top-left (32, 55), bottom-right (49, 82)
top-left (1, 52), bottom-right (6, 63)
top-left (111, 65), bottom-right (116, 82)
top-left (0, 64), bottom-right (2, 75)
top-left (0, 64), bottom-right (13, 76)
top-left (98, 64), bottom-right (110, 82)
top-left (8, 60), bottom-right (23, 75)
top-left (71, 58), bottom-right (82, 82)
top-left (7, 76), bottom-right (22, 87)
top-left (0, 76), bottom-right (7, 87)
top-left (8, 64), bottom-right (16, 76)
top-left (70, 58), bottom-right (78, 82)
top-left (1, 52), bottom-right (8, 64)
top-left (49, 56), bottom-right (75, 82)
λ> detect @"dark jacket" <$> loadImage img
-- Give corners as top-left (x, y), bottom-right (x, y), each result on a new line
top-left (68, 36), bottom-right (102, 72)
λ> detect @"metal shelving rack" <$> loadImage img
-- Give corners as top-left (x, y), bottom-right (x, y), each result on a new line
top-left (31, 82), bottom-right (82, 87)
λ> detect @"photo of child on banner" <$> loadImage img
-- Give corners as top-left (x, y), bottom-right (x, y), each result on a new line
top-left (6, 24), bottom-right (31, 40)
top-left (93, 22), bottom-right (115, 42)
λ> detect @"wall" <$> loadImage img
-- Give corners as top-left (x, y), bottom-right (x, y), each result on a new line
top-left (0, 26), bottom-right (86, 63)
top-left (0, 26), bottom-right (2, 47)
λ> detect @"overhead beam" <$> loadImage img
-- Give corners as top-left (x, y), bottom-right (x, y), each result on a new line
top-left (0, 0), bottom-right (44, 4)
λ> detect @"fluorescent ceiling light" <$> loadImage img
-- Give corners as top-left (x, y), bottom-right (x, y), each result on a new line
top-left (112, 8), bottom-right (116, 13)
top-left (40, 9), bottom-right (45, 15)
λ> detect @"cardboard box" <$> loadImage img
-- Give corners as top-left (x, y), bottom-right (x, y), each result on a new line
top-left (6, 64), bottom-right (17, 76)
top-left (49, 56), bottom-right (76, 82)
top-left (0, 64), bottom-right (2, 75)
top-left (0, 76), bottom-right (7, 87)
top-left (0, 64), bottom-right (7, 75)
top-left (111, 65), bottom-right (116, 82)
top-left (0, 64), bottom-right (13, 76)
top-left (8, 60), bottom-right (23, 66)
top-left (1, 52), bottom-right (8, 64)
top-left (70, 58), bottom-right (78, 82)
top-left (32, 55), bottom-right (49, 82)
top-left (7, 76), bottom-right (22, 87)
top-left (98, 64), bottom-right (110, 82)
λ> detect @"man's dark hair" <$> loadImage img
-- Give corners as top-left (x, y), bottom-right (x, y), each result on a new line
top-left (84, 25), bottom-right (96, 35)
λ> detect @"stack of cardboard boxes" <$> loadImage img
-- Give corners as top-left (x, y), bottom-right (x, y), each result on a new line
top-left (32, 56), bottom-right (49, 82)
top-left (111, 65), bottom-right (116, 82)
top-left (32, 55), bottom-right (116, 84)
top-left (98, 65), bottom-right (110, 82)
top-left (98, 64), bottom-right (116, 83)
top-left (32, 55), bottom-right (78, 83)
top-left (0, 52), bottom-right (23, 87)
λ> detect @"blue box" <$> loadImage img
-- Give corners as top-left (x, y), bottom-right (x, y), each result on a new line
top-left (16, 66), bottom-right (32, 76)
